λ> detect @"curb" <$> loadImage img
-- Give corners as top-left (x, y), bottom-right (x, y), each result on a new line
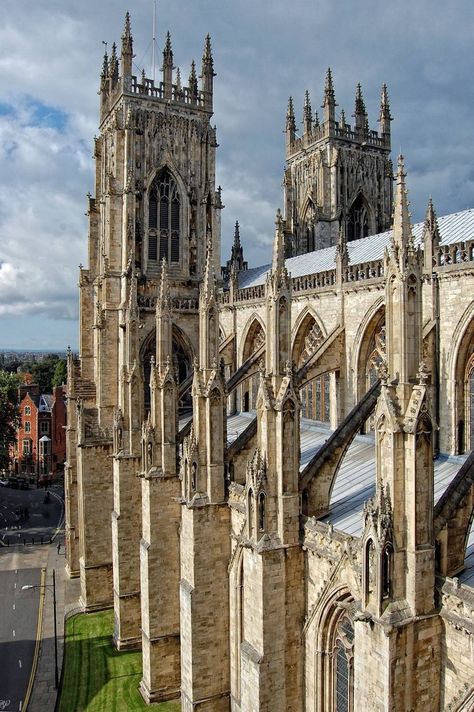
top-left (23, 567), bottom-right (46, 712)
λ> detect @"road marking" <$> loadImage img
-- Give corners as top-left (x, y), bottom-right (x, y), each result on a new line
top-left (12, 604), bottom-right (15, 610)
top-left (18, 659), bottom-right (22, 668)
top-left (12, 629), bottom-right (15, 637)
top-left (14, 582), bottom-right (16, 589)
top-left (19, 701), bottom-right (22, 711)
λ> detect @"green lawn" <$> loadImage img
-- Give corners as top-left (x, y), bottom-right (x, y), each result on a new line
top-left (58, 610), bottom-right (180, 712)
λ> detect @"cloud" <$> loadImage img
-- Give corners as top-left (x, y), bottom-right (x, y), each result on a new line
top-left (0, 0), bottom-right (474, 348)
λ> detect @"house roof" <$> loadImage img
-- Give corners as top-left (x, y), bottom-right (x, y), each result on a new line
top-left (238, 207), bottom-right (474, 289)
top-left (39, 394), bottom-right (54, 412)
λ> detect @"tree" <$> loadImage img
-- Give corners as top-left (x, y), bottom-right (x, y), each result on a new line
top-left (52, 359), bottom-right (67, 388)
top-left (0, 370), bottom-right (20, 470)
top-left (31, 354), bottom-right (60, 393)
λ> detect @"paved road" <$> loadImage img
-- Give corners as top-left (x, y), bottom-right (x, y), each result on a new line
top-left (0, 485), bottom-right (64, 546)
top-left (0, 567), bottom-right (41, 712)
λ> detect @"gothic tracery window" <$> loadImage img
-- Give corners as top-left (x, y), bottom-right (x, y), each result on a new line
top-left (148, 169), bottom-right (180, 265)
top-left (347, 193), bottom-right (369, 242)
top-left (294, 318), bottom-right (331, 422)
top-left (333, 616), bottom-right (354, 712)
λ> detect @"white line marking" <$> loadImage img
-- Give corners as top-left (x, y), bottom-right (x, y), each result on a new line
top-left (18, 659), bottom-right (22, 668)
top-left (12, 630), bottom-right (15, 637)
top-left (19, 700), bottom-right (23, 711)
top-left (14, 582), bottom-right (16, 589)
top-left (12, 604), bottom-right (15, 610)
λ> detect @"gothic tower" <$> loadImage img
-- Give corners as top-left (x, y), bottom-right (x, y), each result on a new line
top-left (284, 72), bottom-right (393, 255)
top-left (66, 12), bottom-right (222, 656)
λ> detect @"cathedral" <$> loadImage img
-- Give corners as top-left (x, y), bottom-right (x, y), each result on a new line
top-left (65, 13), bottom-right (474, 711)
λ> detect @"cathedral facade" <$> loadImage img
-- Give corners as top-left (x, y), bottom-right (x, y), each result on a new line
top-left (65, 14), bottom-right (474, 711)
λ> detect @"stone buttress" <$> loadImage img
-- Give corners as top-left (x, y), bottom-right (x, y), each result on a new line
top-left (139, 262), bottom-right (181, 703)
top-left (235, 212), bottom-right (304, 712)
top-left (180, 240), bottom-right (231, 711)
top-left (356, 157), bottom-right (440, 711)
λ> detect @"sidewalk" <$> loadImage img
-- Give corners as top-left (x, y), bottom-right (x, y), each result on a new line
top-left (27, 540), bottom-right (81, 712)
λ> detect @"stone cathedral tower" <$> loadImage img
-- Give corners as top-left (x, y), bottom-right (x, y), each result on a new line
top-left (65, 10), bottom-right (222, 667)
top-left (284, 71), bottom-right (393, 254)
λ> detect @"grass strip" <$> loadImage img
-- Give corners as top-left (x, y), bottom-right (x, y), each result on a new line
top-left (58, 610), bottom-right (180, 712)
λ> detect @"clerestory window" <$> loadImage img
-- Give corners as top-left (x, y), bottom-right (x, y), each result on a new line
top-left (148, 169), bottom-right (180, 264)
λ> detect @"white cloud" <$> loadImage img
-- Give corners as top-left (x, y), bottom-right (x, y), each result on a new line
top-left (0, 0), bottom-right (474, 347)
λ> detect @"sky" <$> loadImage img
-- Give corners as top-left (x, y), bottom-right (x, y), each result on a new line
top-left (0, 0), bottom-right (473, 350)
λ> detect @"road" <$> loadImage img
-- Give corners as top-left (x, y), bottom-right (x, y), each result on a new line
top-left (0, 567), bottom-right (41, 712)
top-left (0, 484), bottom-right (64, 711)
top-left (0, 485), bottom-right (64, 546)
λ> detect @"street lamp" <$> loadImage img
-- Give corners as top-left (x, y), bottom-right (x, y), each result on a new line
top-left (22, 569), bottom-right (58, 689)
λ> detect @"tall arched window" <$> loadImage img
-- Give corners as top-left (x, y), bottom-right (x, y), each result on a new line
top-left (148, 169), bottom-right (180, 264)
top-left (347, 194), bottom-right (369, 242)
top-left (333, 616), bottom-right (354, 712)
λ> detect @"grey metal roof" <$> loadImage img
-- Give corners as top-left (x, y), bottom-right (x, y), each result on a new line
top-left (206, 412), bottom-right (473, 589)
top-left (238, 207), bottom-right (474, 289)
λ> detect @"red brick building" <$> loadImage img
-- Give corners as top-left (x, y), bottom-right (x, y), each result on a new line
top-left (13, 385), bottom-right (66, 482)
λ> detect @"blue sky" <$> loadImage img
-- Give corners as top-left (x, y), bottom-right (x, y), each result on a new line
top-left (0, 0), bottom-right (474, 349)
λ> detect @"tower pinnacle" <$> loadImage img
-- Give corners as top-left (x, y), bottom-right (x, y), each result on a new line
top-left (201, 34), bottom-right (215, 110)
top-left (353, 83), bottom-right (367, 133)
top-left (272, 209), bottom-right (286, 276)
top-left (322, 68), bottom-right (336, 126)
top-left (391, 155), bottom-right (414, 254)
top-left (303, 90), bottom-right (312, 135)
top-left (379, 83), bottom-right (392, 142)
top-left (121, 12), bottom-right (133, 78)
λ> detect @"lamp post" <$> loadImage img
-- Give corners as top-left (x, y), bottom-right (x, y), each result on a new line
top-left (22, 569), bottom-right (58, 689)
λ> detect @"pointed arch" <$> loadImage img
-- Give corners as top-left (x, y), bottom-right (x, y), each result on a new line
top-left (353, 299), bottom-right (385, 403)
top-left (291, 306), bottom-right (327, 365)
top-left (140, 324), bottom-right (194, 414)
top-left (449, 303), bottom-right (474, 454)
top-left (292, 308), bottom-right (330, 422)
top-left (239, 314), bottom-right (266, 412)
top-left (239, 313), bottom-right (266, 363)
top-left (308, 586), bottom-right (355, 712)
top-left (300, 195), bottom-right (318, 253)
top-left (145, 161), bottom-right (188, 273)
top-left (347, 190), bottom-right (373, 242)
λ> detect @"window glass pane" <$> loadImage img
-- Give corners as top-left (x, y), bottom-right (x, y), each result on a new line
top-left (159, 233), bottom-right (168, 261)
top-left (159, 196), bottom-right (169, 230)
top-left (149, 190), bottom-right (158, 228)
top-left (148, 235), bottom-right (157, 261)
top-left (336, 641), bottom-right (349, 712)
top-left (170, 233), bottom-right (179, 262)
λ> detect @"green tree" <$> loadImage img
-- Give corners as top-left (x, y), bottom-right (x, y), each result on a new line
top-left (52, 359), bottom-right (67, 388)
top-left (0, 370), bottom-right (20, 470)
top-left (31, 354), bottom-right (60, 393)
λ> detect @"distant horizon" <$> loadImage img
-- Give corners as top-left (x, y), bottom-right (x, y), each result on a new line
top-left (0, 347), bottom-right (72, 355)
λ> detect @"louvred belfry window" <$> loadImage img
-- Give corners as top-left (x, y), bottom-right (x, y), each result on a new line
top-left (148, 169), bottom-right (180, 264)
